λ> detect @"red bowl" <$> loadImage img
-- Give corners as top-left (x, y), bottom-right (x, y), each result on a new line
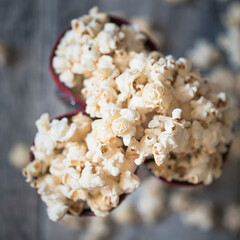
top-left (29, 110), bottom-right (132, 217)
top-left (49, 15), bottom-right (159, 108)
top-left (145, 145), bottom-right (231, 187)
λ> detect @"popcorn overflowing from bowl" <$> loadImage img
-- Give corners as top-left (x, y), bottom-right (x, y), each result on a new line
top-left (23, 7), bottom-right (239, 221)
top-left (23, 111), bottom-right (139, 221)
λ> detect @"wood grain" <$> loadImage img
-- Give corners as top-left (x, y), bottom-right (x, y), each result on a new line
top-left (0, 0), bottom-right (239, 239)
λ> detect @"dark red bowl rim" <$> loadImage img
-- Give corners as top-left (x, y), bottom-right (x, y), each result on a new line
top-left (145, 144), bottom-right (231, 187)
top-left (29, 110), bottom-right (132, 217)
top-left (49, 15), bottom-right (159, 109)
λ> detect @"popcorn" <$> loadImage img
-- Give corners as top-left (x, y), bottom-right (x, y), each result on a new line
top-left (8, 142), bottom-right (29, 169)
top-left (218, 29), bottom-right (240, 69)
top-left (111, 199), bottom-right (138, 224)
top-left (222, 2), bottom-right (240, 31)
top-left (142, 82), bottom-right (172, 113)
top-left (59, 70), bottom-right (75, 88)
top-left (82, 217), bottom-right (111, 240)
top-left (209, 67), bottom-right (240, 96)
top-left (23, 112), bottom-right (140, 221)
top-left (223, 204), bottom-right (240, 233)
top-left (218, 2), bottom-right (240, 68)
top-left (186, 39), bottom-right (221, 70)
top-left (170, 192), bottom-right (215, 231)
top-left (136, 177), bottom-right (166, 223)
top-left (78, 161), bottom-right (105, 190)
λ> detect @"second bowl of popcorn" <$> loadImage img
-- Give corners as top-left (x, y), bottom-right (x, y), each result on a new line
top-left (23, 110), bottom-right (140, 221)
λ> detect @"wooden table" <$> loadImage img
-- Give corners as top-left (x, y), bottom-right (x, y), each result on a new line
top-left (0, 0), bottom-right (239, 239)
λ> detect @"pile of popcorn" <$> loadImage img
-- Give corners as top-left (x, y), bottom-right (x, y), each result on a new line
top-left (23, 6), bottom-right (239, 222)
top-left (170, 192), bottom-right (215, 231)
top-left (218, 1), bottom-right (240, 68)
top-left (23, 112), bottom-right (140, 221)
top-left (80, 50), bottom-right (237, 185)
top-left (53, 7), bottom-right (147, 91)
top-left (52, 8), bottom-right (238, 185)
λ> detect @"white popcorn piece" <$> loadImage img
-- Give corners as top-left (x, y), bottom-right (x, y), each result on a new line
top-left (111, 199), bottom-right (138, 224)
top-left (186, 39), bottom-right (221, 70)
top-left (209, 67), bottom-right (240, 96)
top-left (136, 177), bottom-right (166, 223)
top-left (78, 161), bottom-right (105, 190)
top-left (218, 29), bottom-right (240, 68)
top-left (190, 97), bottom-right (220, 123)
top-left (222, 2), bottom-right (240, 31)
top-left (82, 217), bottom-right (111, 240)
top-left (142, 82), bottom-right (172, 113)
top-left (172, 108), bottom-right (182, 119)
top-left (8, 142), bottom-right (29, 169)
top-left (53, 6), bottom-right (147, 104)
top-left (47, 203), bottom-right (69, 222)
top-left (59, 70), bottom-right (76, 88)
top-left (223, 204), bottom-right (240, 233)
top-left (170, 192), bottom-right (215, 231)
top-left (119, 171), bottom-right (140, 193)
top-left (218, 2), bottom-right (240, 68)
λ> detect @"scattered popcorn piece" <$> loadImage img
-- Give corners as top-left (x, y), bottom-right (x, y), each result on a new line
top-left (136, 177), bottom-right (166, 223)
top-left (222, 2), bottom-right (240, 31)
top-left (82, 217), bottom-right (111, 240)
top-left (218, 2), bottom-right (240, 68)
top-left (111, 199), bottom-right (138, 224)
top-left (8, 142), bottom-right (29, 169)
top-left (186, 39), bottom-right (221, 70)
top-left (218, 29), bottom-right (240, 69)
top-left (223, 204), bottom-right (240, 233)
top-left (53, 7), bottom-right (147, 104)
top-left (170, 192), bottom-right (215, 231)
top-left (209, 67), bottom-right (237, 92)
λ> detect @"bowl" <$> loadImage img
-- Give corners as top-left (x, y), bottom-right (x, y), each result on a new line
top-left (29, 110), bottom-right (132, 217)
top-left (49, 15), bottom-right (159, 108)
top-left (145, 145), bottom-right (231, 187)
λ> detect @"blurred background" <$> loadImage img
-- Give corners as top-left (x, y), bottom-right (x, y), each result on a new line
top-left (1, 0), bottom-right (240, 239)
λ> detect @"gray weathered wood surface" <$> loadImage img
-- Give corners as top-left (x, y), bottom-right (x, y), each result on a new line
top-left (0, 0), bottom-right (239, 239)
